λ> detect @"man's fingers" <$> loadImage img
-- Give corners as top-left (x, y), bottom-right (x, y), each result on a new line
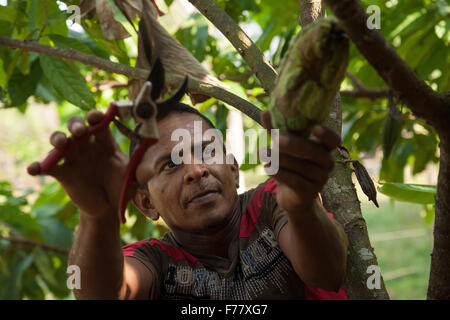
top-left (278, 154), bottom-right (329, 184)
top-left (50, 131), bottom-right (67, 148)
top-left (279, 134), bottom-right (335, 170)
top-left (27, 162), bottom-right (41, 176)
top-left (272, 167), bottom-right (312, 192)
top-left (311, 125), bottom-right (341, 151)
top-left (86, 110), bottom-right (116, 149)
top-left (68, 116), bottom-right (86, 137)
top-left (27, 161), bottom-right (64, 180)
top-left (86, 110), bottom-right (104, 125)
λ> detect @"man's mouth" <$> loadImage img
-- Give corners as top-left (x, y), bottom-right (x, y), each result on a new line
top-left (188, 189), bottom-right (220, 205)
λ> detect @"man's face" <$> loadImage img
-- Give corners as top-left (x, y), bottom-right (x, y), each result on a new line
top-left (136, 112), bottom-right (239, 234)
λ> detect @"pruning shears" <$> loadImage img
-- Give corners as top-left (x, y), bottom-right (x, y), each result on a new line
top-left (35, 58), bottom-right (188, 224)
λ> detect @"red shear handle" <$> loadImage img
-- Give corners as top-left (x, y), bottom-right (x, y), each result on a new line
top-left (38, 102), bottom-right (120, 173)
top-left (118, 137), bottom-right (158, 224)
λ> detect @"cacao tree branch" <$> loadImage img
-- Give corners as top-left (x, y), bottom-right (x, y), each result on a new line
top-left (343, 71), bottom-right (390, 99)
top-left (324, 0), bottom-right (450, 300)
top-left (0, 235), bottom-right (69, 255)
top-left (0, 36), bottom-right (262, 124)
top-left (323, 0), bottom-right (449, 131)
top-left (91, 80), bottom-right (128, 91)
top-left (340, 89), bottom-right (389, 100)
top-left (429, 133), bottom-right (450, 299)
top-left (298, 0), bottom-right (390, 299)
top-left (187, 0), bottom-right (277, 92)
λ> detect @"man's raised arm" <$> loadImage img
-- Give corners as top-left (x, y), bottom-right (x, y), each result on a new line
top-left (28, 110), bottom-right (153, 299)
top-left (69, 211), bottom-right (153, 299)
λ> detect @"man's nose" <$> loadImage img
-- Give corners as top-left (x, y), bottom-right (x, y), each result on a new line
top-left (184, 163), bottom-right (209, 184)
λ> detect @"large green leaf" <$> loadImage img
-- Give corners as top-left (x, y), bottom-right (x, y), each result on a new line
top-left (35, 74), bottom-right (64, 104)
top-left (0, 5), bottom-right (28, 24)
top-left (381, 112), bottom-right (403, 159)
top-left (28, 0), bottom-right (67, 37)
top-left (81, 19), bottom-right (129, 65)
top-left (31, 181), bottom-right (69, 220)
top-left (377, 182), bottom-right (437, 204)
top-left (39, 55), bottom-right (95, 110)
top-left (0, 252), bottom-right (34, 299)
top-left (38, 217), bottom-right (73, 250)
top-left (33, 248), bottom-right (59, 287)
top-left (7, 59), bottom-right (42, 106)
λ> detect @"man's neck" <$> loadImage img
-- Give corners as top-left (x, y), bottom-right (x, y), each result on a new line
top-left (171, 197), bottom-right (241, 259)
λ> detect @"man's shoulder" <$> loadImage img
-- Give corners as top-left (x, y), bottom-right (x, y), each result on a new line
top-left (240, 177), bottom-right (277, 200)
top-left (239, 177), bottom-right (278, 209)
top-left (122, 237), bottom-right (167, 257)
top-left (122, 233), bottom-right (199, 267)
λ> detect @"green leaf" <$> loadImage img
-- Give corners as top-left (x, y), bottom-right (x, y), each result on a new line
top-left (35, 74), bottom-right (64, 104)
top-left (164, 0), bottom-right (174, 7)
top-left (7, 59), bottom-right (42, 106)
top-left (81, 20), bottom-right (129, 64)
top-left (412, 133), bottom-right (438, 175)
top-left (377, 182), bottom-right (436, 204)
top-left (381, 113), bottom-right (403, 159)
top-left (21, 271), bottom-right (46, 300)
top-left (422, 204), bottom-right (435, 225)
top-left (28, 0), bottom-right (67, 37)
top-left (31, 181), bottom-right (69, 219)
top-left (239, 152), bottom-right (260, 171)
top-left (0, 5), bottom-right (28, 24)
top-left (18, 50), bottom-right (30, 74)
top-left (39, 217), bottom-right (73, 250)
top-left (33, 248), bottom-right (59, 287)
top-left (0, 204), bottom-right (41, 237)
top-left (128, 203), bottom-right (150, 240)
top-left (39, 55), bottom-right (95, 110)
top-left (53, 202), bottom-right (79, 229)
top-left (0, 252), bottom-right (34, 299)
top-left (49, 34), bottom-right (95, 55)
top-left (215, 104), bottom-right (229, 139)
top-left (380, 138), bottom-right (413, 183)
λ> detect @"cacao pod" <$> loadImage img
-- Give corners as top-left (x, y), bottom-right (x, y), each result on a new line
top-left (269, 17), bottom-right (350, 136)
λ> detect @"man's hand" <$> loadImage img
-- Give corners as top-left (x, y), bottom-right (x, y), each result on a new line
top-left (27, 110), bottom-right (129, 219)
top-left (261, 110), bottom-right (347, 291)
top-left (260, 110), bottom-right (341, 215)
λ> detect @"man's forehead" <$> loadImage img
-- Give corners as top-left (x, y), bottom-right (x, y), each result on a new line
top-left (144, 113), bottom-right (215, 164)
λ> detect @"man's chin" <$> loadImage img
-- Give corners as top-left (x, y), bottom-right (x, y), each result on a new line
top-left (186, 208), bottom-right (229, 233)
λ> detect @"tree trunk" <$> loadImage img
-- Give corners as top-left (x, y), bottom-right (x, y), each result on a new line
top-left (322, 0), bottom-right (450, 301)
top-left (428, 133), bottom-right (450, 299)
top-left (298, 0), bottom-right (390, 299)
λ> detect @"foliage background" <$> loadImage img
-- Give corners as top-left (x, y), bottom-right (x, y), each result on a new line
top-left (0, 0), bottom-right (448, 299)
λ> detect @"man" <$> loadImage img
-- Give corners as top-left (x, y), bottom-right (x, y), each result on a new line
top-left (28, 102), bottom-right (348, 300)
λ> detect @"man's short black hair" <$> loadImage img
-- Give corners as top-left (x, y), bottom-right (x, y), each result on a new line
top-left (129, 102), bottom-right (226, 159)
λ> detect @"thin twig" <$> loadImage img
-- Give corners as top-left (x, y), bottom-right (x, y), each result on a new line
top-left (0, 36), bottom-right (262, 124)
top-left (0, 222), bottom-right (23, 239)
top-left (345, 70), bottom-right (365, 90)
top-left (340, 89), bottom-right (389, 100)
top-left (342, 71), bottom-right (389, 100)
top-left (92, 80), bottom-right (128, 91)
top-left (187, 0), bottom-right (277, 92)
top-left (37, 0), bottom-right (48, 40)
top-left (219, 71), bottom-right (253, 82)
top-left (324, 0), bottom-right (449, 129)
top-left (0, 235), bottom-right (69, 255)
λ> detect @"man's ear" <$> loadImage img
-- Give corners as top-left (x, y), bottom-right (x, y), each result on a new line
top-left (228, 154), bottom-right (240, 189)
top-left (133, 188), bottom-right (159, 221)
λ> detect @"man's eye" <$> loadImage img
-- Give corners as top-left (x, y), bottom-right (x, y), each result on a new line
top-left (164, 160), bottom-right (178, 170)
